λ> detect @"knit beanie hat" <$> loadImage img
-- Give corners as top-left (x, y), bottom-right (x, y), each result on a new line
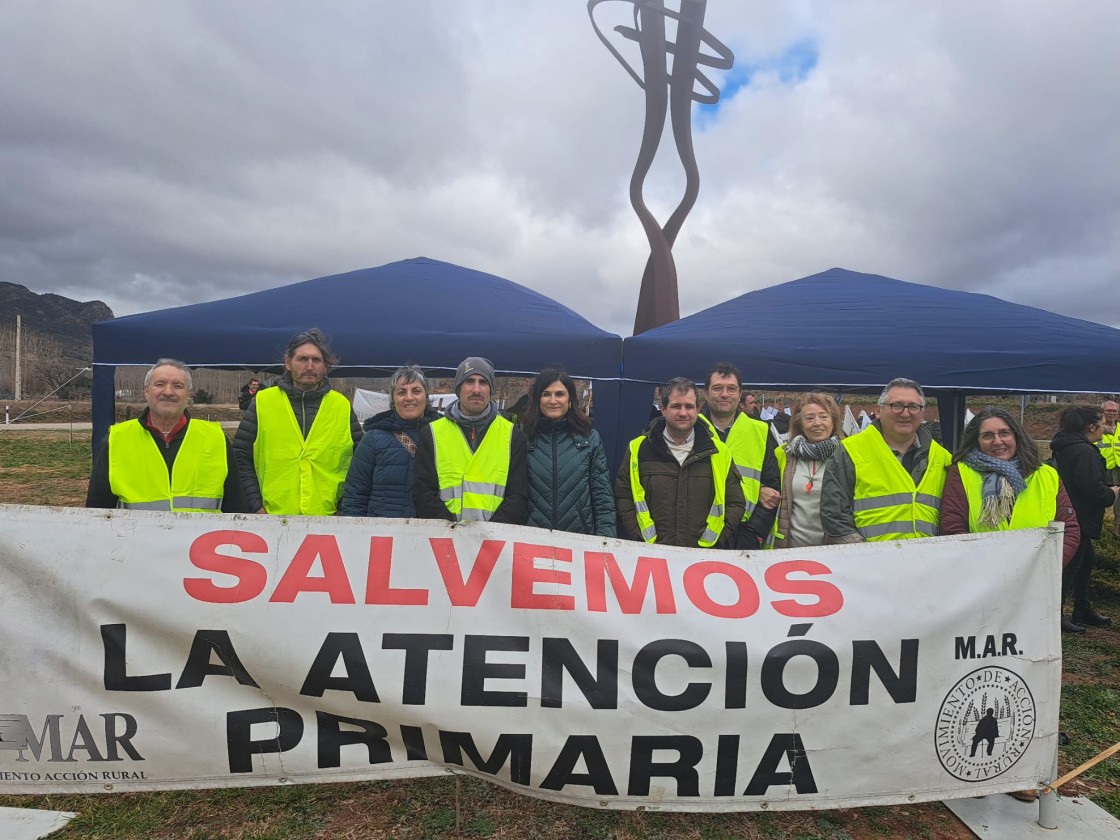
top-left (454, 357), bottom-right (496, 395)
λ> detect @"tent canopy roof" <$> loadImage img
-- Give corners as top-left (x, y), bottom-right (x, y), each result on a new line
top-left (92, 257), bottom-right (621, 379)
top-left (623, 267), bottom-right (1120, 393)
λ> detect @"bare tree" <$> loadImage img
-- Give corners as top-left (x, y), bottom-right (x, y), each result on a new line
top-left (0, 322), bottom-right (68, 396)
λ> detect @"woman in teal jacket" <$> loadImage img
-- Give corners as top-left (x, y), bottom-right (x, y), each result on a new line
top-left (521, 369), bottom-right (616, 536)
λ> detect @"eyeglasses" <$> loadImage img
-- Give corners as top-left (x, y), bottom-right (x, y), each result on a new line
top-left (885, 402), bottom-right (925, 414)
top-left (978, 429), bottom-right (1015, 442)
top-left (708, 385), bottom-right (740, 395)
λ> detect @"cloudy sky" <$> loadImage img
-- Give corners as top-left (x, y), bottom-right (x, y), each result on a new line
top-left (2, 1), bottom-right (1117, 335)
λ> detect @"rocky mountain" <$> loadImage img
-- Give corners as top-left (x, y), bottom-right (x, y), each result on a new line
top-left (0, 282), bottom-right (113, 362)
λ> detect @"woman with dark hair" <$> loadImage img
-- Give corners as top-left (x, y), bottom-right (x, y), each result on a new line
top-left (341, 365), bottom-right (439, 518)
top-left (941, 406), bottom-right (1080, 570)
top-left (941, 406), bottom-right (1082, 803)
top-left (1050, 405), bottom-right (1120, 631)
top-left (771, 393), bottom-right (844, 548)
top-left (521, 369), bottom-right (616, 536)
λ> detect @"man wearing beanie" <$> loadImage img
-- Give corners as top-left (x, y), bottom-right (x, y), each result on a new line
top-left (413, 357), bottom-right (528, 524)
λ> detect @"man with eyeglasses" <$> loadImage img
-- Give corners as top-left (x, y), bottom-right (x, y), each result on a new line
top-left (821, 377), bottom-right (951, 543)
top-left (698, 362), bottom-right (781, 549)
top-left (233, 328), bottom-right (362, 515)
top-left (1100, 400), bottom-right (1120, 534)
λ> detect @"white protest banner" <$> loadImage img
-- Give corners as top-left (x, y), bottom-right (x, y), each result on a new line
top-left (0, 505), bottom-right (1061, 811)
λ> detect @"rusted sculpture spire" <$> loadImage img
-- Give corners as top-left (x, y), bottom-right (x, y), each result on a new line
top-left (589, 0), bottom-right (734, 334)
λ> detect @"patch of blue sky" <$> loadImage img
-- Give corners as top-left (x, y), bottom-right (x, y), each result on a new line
top-left (695, 38), bottom-right (819, 128)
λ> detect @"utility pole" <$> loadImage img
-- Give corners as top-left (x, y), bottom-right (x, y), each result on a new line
top-left (14, 314), bottom-right (22, 401)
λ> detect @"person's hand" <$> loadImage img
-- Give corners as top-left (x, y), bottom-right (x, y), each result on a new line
top-left (759, 487), bottom-right (781, 509)
top-left (256, 506), bottom-right (267, 514)
top-left (1111, 486), bottom-right (1120, 498)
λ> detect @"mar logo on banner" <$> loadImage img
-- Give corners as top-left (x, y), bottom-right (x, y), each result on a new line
top-left (934, 667), bottom-right (1035, 782)
top-left (0, 713), bottom-right (144, 763)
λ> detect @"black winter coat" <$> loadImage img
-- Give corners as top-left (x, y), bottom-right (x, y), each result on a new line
top-left (525, 418), bottom-right (616, 536)
top-left (1051, 430), bottom-right (1116, 540)
top-left (340, 407), bottom-right (437, 518)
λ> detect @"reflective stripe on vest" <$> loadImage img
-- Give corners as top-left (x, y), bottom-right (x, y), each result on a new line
top-left (108, 418), bottom-right (227, 513)
top-left (430, 415), bottom-right (513, 522)
top-left (1098, 433), bottom-right (1119, 470)
top-left (842, 426), bottom-right (951, 542)
top-left (253, 387), bottom-right (353, 515)
top-left (959, 462), bottom-right (1058, 532)
top-left (627, 433), bottom-right (731, 547)
top-left (766, 445), bottom-right (788, 548)
top-left (699, 413), bottom-right (768, 518)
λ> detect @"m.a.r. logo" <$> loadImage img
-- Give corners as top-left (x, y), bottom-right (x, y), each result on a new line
top-left (0, 713), bottom-right (143, 763)
top-left (934, 667), bottom-right (1035, 782)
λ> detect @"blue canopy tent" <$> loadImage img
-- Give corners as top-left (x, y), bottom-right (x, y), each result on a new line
top-left (618, 267), bottom-right (1120, 451)
top-left (91, 257), bottom-right (624, 456)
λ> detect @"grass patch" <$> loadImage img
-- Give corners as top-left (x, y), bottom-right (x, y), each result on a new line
top-left (0, 429), bottom-right (92, 506)
top-left (1057, 513), bottom-right (1120, 800)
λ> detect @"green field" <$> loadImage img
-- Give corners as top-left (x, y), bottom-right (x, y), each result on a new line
top-left (2, 431), bottom-right (1118, 839)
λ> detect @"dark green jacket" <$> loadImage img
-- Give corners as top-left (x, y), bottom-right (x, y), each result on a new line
top-left (525, 419), bottom-right (616, 536)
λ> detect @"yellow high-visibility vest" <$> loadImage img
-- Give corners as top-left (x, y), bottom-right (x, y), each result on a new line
top-left (767, 445), bottom-right (788, 548)
top-left (430, 415), bottom-right (513, 521)
top-left (842, 426), bottom-right (951, 541)
top-left (627, 433), bottom-right (732, 547)
top-left (253, 387), bottom-right (353, 515)
top-left (108, 418), bottom-right (226, 512)
top-left (958, 462), bottom-right (1058, 532)
top-left (1098, 432), bottom-right (1119, 471)
top-left (699, 412), bottom-right (769, 519)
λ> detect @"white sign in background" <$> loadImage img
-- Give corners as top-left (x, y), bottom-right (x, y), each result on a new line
top-left (0, 506), bottom-right (1061, 811)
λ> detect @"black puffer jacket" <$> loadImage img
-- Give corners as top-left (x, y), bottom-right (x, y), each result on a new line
top-left (525, 418), bottom-right (616, 536)
top-left (1051, 430), bottom-right (1116, 540)
top-left (232, 375), bottom-right (363, 512)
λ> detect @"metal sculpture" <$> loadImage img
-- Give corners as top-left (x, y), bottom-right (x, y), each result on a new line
top-left (589, 0), bottom-right (733, 334)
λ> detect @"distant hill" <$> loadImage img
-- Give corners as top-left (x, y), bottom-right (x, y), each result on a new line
top-left (0, 282), bottom-right (113, 362)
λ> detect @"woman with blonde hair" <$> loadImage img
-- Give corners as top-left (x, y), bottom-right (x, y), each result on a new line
top-left (771, 393), bottom-right (844, 547)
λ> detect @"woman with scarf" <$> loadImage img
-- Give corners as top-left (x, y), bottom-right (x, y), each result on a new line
top-left (941, 407), bottom-right (1081, 804)
top-left (341, 365), bottom-right (439, 518)
top-left (771, 393), bottom-right (843, 548)
top-left (941, 406), bottom-right (1080, 613)
top-left (521, 369), bottom-right (616, 536)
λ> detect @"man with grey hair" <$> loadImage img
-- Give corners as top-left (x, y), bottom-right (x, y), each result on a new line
top-left (233, 328), bottom-right (362, 515)
top-left (86, 359), bottom-right (245, 512)
top-left (821, 377), bottom-right (952, 543)
top-left (413, 356), bottom-right (528, 523)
